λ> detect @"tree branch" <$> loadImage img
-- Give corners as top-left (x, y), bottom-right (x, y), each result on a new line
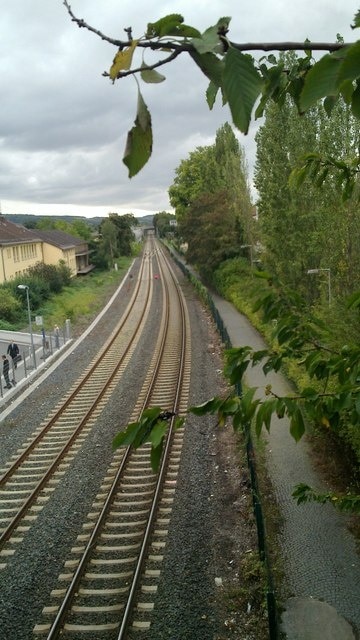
top-left (228, 40), bottom-right (348, 53)
top-left (102, 49), bottom-right (184, 80)
top-left (63, 2), bottom-right (352, 55)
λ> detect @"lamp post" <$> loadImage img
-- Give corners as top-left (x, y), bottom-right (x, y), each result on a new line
top-left (307, 268), bottom-right (331, 305)
top-left (17, 284), bottom-right (36, 368)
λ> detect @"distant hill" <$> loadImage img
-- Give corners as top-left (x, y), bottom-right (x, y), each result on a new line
top-left (3, 213), bottom-right (155, 228)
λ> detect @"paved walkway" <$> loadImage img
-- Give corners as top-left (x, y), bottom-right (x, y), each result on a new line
top-left (0, 330), bottom-right (68, 408)
top-left (211, 293), bottom-right (360, 639)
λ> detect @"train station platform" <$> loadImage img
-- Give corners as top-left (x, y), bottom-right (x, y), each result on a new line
top-left (0, 329), bottom-right (71, 414)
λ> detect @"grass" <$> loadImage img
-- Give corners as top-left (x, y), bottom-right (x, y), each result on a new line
top-left (36, 259), bottom-right (133, 331)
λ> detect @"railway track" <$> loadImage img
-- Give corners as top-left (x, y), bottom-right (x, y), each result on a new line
top-left (1, 238), bottom-right (192, 638)
top-left (31, 243), bottom-right (191, 638)
top-left (0, 245), bottom-right (155, 565)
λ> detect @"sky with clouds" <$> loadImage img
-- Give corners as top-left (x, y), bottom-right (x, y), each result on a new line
top-left (1, 1), bottom-right (359, 218)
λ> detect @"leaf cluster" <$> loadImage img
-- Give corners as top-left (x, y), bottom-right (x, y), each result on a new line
top-left (289, 152), bottom-right (360, 201)
top-left (112, 407), bottom-right (184, 471)
top-left (292, 483), bottom-right (360, 513)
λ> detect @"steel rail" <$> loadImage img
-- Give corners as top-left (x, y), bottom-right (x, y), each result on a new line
top-left (0, 248), bottom-right (153, 547)
top-left (42, 238), bottom-right (188, 639)
top-left (117, 241), bottom-right (188, 638)
top-left (0, 255), bottom-right (147, 487)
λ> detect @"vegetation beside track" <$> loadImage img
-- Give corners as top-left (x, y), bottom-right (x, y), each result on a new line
top-left (212, 256), bottom-right (360, 510)
top-left (0, 255), bottom-right (136, 333)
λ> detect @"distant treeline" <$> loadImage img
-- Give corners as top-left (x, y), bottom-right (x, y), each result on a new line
top-left (4, 214), bottom-right (154, 228)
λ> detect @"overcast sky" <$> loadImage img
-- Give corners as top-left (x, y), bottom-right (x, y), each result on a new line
top-left (1, 1), bottom-right (359, 219)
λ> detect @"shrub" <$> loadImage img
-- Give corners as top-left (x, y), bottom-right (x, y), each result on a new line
top-left (0, 288), bottom-right (22, 323)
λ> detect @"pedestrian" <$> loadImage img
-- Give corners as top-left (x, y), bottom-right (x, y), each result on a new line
top-left (2, 355), bottom-right (12, 389)
top-left (127, 273), bottom-right (133, 292)
top-left (7, 341), bottom-right (19, 369)
top-left (54, 325), bottom-right (60, 349)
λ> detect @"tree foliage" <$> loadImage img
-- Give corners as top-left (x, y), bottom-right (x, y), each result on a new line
top-left (169, 123), bottom-right (252, 280)
top-left (153, 211), bottom-right (176, 237)
top-left (65, 3), bottom-right (360, 182)
top-left (98, 213), bottom-right (136, 266)
top-left (35, 217), bottom-right (93, 241)
top-left (255, 60), bottom-right (360, 299)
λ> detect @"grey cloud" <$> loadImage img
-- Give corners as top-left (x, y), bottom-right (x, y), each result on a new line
top-left (1, 0), bottom-right (359, 215)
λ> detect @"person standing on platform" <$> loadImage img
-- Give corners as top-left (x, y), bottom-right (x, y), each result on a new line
top-left (54, 325), bottom-right (60, 349)
top-left (7, 342), bottom-right (19, 369)
top-left (2, 355), bottom-right (12, 389)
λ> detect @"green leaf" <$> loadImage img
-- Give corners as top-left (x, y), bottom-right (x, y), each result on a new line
top-left (150, 443), bottom-right (163, 472)
top-left (112, 421), bottom-right (142, 448)
top-left (255, 399), bottom-right (276, 436)
top-left (189, 50), bottom-right (225, 88)
top-left (123, 89), bottom-right (153, 177)
top-left (140, 62), bottom-right (166, 84)
top-left (219, 396), bottom-right (240, 415)
top-left (146, 14), bottom-right (184, 38)
top-left (206, 80), bottom-right (219, 109)
top-left (301, 387), bottom-right (319, 400)
top-left (323, 94), bottom-right (338, 116)
top-left (292, 483), bottom-right (313, 504)
top-left (190, 396), bottom-right (224, 415)
top-left (223, 48), bottom-right (263, 134)
top-left (289, 407), bottom-right (305, 442)
top-left (337, 42), bottom-right (360, 84)
top-left (174, 416), bottom-right (185, 430)
top-left (191, 17), bottom-right (230, 55)
top-left (340, 79), bottom-right (355, 104)
top-left (300, 53), bottom-right (343, 111)
top-left (150, 420), bottom-right (168, 448)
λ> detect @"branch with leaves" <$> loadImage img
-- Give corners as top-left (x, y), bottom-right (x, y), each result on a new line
top-left (64, 3), bottom-right (360, 178)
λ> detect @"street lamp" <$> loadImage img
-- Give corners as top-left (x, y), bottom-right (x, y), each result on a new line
top-left (17, 284), bottom-right (36, 368)
top-left (307, 268), bottom-right (331, 305)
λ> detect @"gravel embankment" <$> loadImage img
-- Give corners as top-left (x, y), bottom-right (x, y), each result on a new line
top-left (0, 257), bottom-right (264, 640)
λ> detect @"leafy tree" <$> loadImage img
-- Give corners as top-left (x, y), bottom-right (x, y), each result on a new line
top-left (179, 190), bottom-right (241, 282)
top-left (170, 123), bottom-right (253, 274)
top-left (98, 219), bottom-right (119, 267)
top-left (35, 217), bottom-right (93, 242)
top-left (255, 74), bottom-right (360, 298)
top-left (153, 211), bottom-right (176, 237)
top-left (108, 213), bottom-right (137, 256)
top-left (97, 213), bottom-right (136, 266)
top-left (169, 145), bottom-right (219, 222)
top-left (70, 219), bottom-right (94, 242)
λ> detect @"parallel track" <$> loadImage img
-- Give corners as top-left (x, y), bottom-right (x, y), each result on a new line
top-left (0, 246), bottom-right (154, 565)
top-left (32, 242), bottom-right (191, 639)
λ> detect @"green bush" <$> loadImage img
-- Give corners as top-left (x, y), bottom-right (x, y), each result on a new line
top-left (0, 289), bottom-right (21, 323)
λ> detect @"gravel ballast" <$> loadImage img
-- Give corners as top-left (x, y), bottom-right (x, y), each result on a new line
top-left (0, 256), bottom-right (264, 640)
